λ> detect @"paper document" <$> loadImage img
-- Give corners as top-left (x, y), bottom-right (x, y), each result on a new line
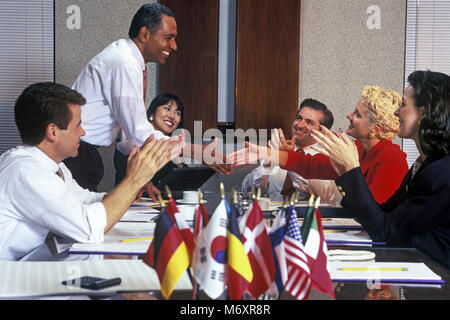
top-left (324, 230), bottom-right (385, 245)
top-left (330, 262), bottom-right (444, 284)
top-left (69, 222), bottom-right (155, 255)
top-left (120, 206), bottom-right (159, 222)
top-left (298, 218), bottom-right (362, 229)
top-left (0, 259), bottom-right (192, 298)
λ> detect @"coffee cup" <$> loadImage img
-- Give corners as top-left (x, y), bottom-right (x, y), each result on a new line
top-left (182, 191), bottom-right (199, 204)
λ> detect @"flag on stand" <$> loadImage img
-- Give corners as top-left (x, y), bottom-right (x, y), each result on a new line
top-left (301, 204), bottom-right (315, 243)
top-left (192, 200), bottom-right (209, 299)
top-left (143, 208), bottom-right (190, 299)
top-left (303, 208), bottom-right (335, 298)
top-left (239, 200), bottom-right (275, 298)
top-left (227, 202), bottom-right (253, 300)
top-left (192, 199), bottom-right (229, 299)
top-left (166, 196), bottom-right (195, 262)
top-left (283, 205), bottom-right (311, 300)
top-left (194, 200), bottom-right (209, 238)
top-left (268, 207), bottom-right (288, 297)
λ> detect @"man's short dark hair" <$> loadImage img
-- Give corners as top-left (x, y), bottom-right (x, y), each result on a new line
top-left (14, 82), bottom-right (86, 146)
top-left (299, 98), bottom-right (334, 129)
top-left (128, 3), bottom-right (175, 38)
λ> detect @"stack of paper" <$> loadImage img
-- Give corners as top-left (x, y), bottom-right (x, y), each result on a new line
top-left (329, 262), bottom-right (444, 285)
top-left (120, 206), bottom-right (159, 222)
top-left (0, 259), bottom-right (192, 298)
top-left (69, 222), bottom-right (155, 255)
top-left (298, 218), bottom-right (362, 230)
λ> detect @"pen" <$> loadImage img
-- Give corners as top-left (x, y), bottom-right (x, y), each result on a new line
top-left (120, 237), bottom-right (154, 242)
top-left (324, 230), bottom-right (347, 233)
top-left (337, 268), bottom-right (409, 272)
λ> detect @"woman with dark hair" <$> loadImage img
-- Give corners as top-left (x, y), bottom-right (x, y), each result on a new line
top-left (311, 70), bottom-right (450, 268)
top-left (114, 93), bottom-right (185, 200)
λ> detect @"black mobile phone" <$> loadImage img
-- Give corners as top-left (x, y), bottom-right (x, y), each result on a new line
top-left (62, 276), bottom-right (121, 290)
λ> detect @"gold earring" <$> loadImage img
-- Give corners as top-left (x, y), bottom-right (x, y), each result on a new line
top-left (149, 116), bottom-right (154, 122)
top-left (418, 119), bottom-right (421, 127)
top-left (368, 132), bottom-right (375, 140)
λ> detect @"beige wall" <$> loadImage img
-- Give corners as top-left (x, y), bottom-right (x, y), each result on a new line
top-left (299, 0), bottom-right (406, 134)
top-left (55, 0), bottom-right (406, 192)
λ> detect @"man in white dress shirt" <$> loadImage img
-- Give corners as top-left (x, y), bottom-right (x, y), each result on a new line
top-left (242, 99), bottom-right (340, 203)
top-left (64, 3), bottom-right (232, 192)
top-left (0, 82), bottom-right (175, 260)
top-left (63, 3), bottom-right (177, 191)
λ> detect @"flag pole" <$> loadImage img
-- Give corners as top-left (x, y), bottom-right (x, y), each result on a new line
top-left (192, 188), bottom-right (204, 300)
top-left (274, 196), bottom-right (290, 300)
top-left (315, 196), bottom-right (321, 209)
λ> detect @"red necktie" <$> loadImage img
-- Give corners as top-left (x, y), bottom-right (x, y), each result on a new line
top-left (143, 68), bottom-right (148, 103)
top-left (56, 168), bottom-right (65, 182)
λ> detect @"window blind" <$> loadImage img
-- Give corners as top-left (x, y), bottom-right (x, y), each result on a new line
top-left (404, 0), bottom-right (450, 167)
top-left (0, 0), bottom-right (54, 155)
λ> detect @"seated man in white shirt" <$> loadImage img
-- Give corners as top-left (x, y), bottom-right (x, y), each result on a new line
top-left (242, 99), bottom-right (340, 203)
top-left (64, 3), bottom-right (232, 193)
top-left (0, 82), bottom-right (177, 260)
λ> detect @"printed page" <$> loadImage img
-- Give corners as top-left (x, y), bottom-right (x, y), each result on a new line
top-left (0, 260), bottom-right (192, 298)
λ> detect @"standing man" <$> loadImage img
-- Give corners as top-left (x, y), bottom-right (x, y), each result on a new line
top-left (0, 82), bottom-right (175, 260)
top-left (242, 99), bottom-right (340, 202)
top-left (65, 3), bottom-right (230, 192)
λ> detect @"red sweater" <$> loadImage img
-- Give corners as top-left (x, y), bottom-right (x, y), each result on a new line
top-left (282, 140), bottom-right (408, 204)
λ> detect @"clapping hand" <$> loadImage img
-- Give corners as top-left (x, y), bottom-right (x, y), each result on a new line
top-left (310, 126), bottom-right (359, 176)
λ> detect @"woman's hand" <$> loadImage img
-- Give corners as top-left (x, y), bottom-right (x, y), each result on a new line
top-left (310, 126), bottom-right (360, 176)
top-left (135, 181), bottom-right (162, 202)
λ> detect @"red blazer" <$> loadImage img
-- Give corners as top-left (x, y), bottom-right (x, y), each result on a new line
top-left (282, 140), bottom-right (408, 204)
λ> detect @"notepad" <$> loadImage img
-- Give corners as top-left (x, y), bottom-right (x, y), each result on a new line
top-left (298, 218), bottom-right (362, 230)
top-left (120, 207), bottom-right (159, 222)
top-left (329, 262), bottom-right (444, 284)
top-left (69, 222), bottom-right (155, 255)
top-left (0, 260), bottom-right (192, 298)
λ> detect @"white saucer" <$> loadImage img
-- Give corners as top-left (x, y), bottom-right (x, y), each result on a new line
top-left (176, 199), bottom-right (208, 205)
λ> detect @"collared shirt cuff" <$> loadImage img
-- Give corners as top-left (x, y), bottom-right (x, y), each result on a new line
top-left (85, 202), bottom-right (107, 243)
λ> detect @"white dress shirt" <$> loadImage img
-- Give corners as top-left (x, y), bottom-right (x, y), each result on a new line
top-left (242, 144), bottom-right (340, 202)
top-left (0, 146), bottom-right (107, 260)
top-left (72, 38), bottom-right (166, 154)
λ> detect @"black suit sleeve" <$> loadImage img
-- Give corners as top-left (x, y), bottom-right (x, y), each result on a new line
top-left (335, 167), bottom-right (450, 244)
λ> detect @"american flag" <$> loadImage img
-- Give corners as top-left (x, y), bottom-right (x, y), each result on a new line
top-left (283, 206), bottom-right (311, 300)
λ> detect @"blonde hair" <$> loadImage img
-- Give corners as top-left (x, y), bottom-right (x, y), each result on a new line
top-left (361, 86), bottom-right (402, 140)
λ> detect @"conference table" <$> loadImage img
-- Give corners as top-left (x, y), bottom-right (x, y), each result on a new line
top-left (13, 188), bottom-right (450, 301)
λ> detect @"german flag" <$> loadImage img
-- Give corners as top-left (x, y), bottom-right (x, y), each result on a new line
top-left (143, 208), bottom-right (190, 299)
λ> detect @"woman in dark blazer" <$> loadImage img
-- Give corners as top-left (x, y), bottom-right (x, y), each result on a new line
top-left (311, 70), bottom-right (450, 269)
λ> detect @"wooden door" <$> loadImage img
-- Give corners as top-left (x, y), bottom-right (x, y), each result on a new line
top-left (159, 0), bottom-right (219, 137)
top-left (235, 0), bottom-right (300, 137)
